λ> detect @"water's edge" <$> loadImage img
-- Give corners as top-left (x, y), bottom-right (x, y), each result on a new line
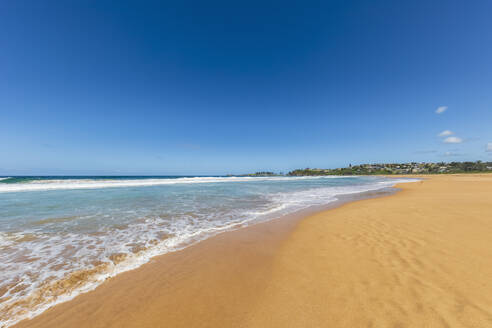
top-left (7, 183), bottom-right (408, 328)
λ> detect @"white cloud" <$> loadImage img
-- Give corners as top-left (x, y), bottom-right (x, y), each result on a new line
top-left (435, 106), bottom-right (448, 114)
top-left (438, 130), bottom-right (453, 137)
top-left (487, 143), bottom-right (492, 152)
top-left (443, 136), bottom-right (463, 144)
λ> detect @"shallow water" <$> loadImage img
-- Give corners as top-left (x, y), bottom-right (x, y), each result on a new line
top-left (0, 175), bottom-right (415, 327)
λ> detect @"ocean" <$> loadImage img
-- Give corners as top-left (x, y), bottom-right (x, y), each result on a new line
top-left (0, 175), bottom-right (415, 326)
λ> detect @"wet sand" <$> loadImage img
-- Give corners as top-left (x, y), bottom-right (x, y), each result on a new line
top-left (14, 174), bottom-right (492, 327)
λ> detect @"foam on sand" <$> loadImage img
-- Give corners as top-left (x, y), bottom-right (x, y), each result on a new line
top-left (0, 176), bottom-right (417, 327)
top-left (12, 175), bottom-right (492, 328)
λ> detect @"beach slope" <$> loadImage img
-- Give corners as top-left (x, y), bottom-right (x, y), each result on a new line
top-left (14, 175), bottom-right (492, 327)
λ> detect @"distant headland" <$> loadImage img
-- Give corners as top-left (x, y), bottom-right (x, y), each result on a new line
top-left (236, 161), bottom-right (492, 176)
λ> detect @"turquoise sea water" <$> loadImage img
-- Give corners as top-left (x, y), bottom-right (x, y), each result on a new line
top-left (0, 175), bottom-right (415, 326)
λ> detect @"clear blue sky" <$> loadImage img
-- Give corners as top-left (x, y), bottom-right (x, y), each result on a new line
top-left (1, 0), bottom-right (491, 175)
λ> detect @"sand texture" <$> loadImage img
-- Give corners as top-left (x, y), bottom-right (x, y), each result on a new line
top-left (14, 174), bottom-right (492, 328)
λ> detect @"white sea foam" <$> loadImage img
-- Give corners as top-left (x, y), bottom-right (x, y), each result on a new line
top-left (0, 177), bottom-right (418, 327)
top-left (0, 176), bottom-right (350, 193)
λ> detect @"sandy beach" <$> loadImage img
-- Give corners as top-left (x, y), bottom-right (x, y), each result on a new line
top-left (13, 174), bottom-right (492, 328)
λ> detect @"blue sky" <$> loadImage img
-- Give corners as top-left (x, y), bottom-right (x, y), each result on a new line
top-left (1, 0), bottom-right (491, 175)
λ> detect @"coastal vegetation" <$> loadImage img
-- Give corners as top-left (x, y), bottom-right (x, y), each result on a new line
top-left (287, 161), bottom-right (492, 176)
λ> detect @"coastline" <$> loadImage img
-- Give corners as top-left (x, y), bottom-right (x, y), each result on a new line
top-left (1, 177), bottom-right (407, 327)
top-left (8, 184), bottom-right (400, 328)
top-left (13, 174), bottom-right (492, 327)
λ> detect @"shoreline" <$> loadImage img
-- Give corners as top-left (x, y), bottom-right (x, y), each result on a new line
top-left (6, 183), bottom-right (403, 328)
top-left (0, 181), bottom-right (411, 327)
top-left (12, 174), bottom-right (492, 327)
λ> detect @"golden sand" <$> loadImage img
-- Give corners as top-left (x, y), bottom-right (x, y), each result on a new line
top-left (14, 175), bottom-right (492, 327)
